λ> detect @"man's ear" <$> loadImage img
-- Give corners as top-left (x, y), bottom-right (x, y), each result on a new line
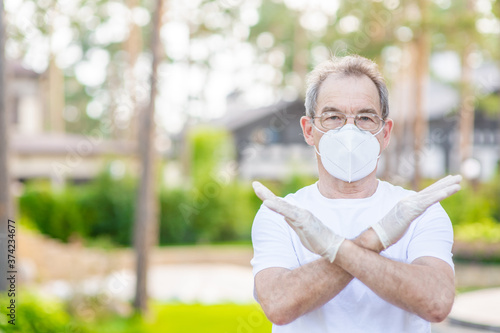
top-left (300, 116), bottom-right (315, 146)
top-left (381, 118), bottom-right (393, 151)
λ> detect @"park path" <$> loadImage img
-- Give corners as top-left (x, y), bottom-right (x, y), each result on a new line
top-left (17, 230), bottom-right (253, 283)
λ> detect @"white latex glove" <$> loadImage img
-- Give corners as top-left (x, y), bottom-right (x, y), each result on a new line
top-left (253, 181), bottom-right (345, 263)
top-left (371, 174), bottom-right (462, 249)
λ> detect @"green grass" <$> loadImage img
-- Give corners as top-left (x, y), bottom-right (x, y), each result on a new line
top-left (0, 291), bottom-right (272, 333)
top-left (90, 303), bottom-right (272, 333)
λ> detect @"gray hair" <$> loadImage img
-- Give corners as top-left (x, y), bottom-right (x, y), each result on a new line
top-left (304, 55), bottom-right (389, 119)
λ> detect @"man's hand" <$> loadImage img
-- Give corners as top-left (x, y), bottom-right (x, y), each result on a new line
top-left (371, 175), bottom-right (462, 249)
top-left (252, 181), bottom-right (345, 262)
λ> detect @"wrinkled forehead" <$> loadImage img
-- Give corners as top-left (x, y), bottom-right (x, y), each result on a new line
top-left (316, 74), bottom-right (381, 116)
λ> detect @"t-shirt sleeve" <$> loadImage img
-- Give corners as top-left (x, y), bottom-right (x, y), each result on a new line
top-left (406, 202), bottom-right (454, 270)
top-left (250, 204), bottom-right (299, 278)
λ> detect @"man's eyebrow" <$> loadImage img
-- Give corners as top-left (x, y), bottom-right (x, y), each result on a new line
top-left (356, 108), bottom-right (378, 114)
top-left (320, 106), bottom-right (379, 114)
top-left (321, 106), bottom-right (342, 113)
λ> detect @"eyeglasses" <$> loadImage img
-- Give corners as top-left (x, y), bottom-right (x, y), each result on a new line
top-left (311, 111), bottom-right (385, 133)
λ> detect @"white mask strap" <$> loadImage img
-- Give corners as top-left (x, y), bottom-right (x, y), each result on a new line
top-left (314, 145), bottom-right (321, 156)
top-left (373, 126), bottom-right (384, 158)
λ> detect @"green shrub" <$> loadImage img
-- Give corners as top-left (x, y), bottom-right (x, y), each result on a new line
top-left (19, 182), bottom-right (86, 242)
top-left (19, 172), bottom-right (136, 246)
top-left (441, 184), bottom-right (495, 226)
top-left (19, 166), bottom-right (500, 246)
top-left (187, 126), bottom-right (234, 186)
top-left (441, 179), bottom-right (500, 243)
top-left (180, 126), bottom-right (257, 243)
top-left (483, 171), bottom-right (500, 223)
top-left (280, 173), bottom-right (317, 197)
top-left (80, 173), bottom-right (136, 246)
top-left (454, 219), bottom-right (500, 243)
top-left (19, 172), bottom-right (259, 246)
top-left (174, 180), bottom-right (258, 244)
top-left (0, 292), bottom-right (89, 333)
top-left (159, 187), bottom-right (197, 244)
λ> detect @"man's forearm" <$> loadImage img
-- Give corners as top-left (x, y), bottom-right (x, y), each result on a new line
top-left (256, 228), bottom-right (383, 325)
top-left (335, 240), bottom-right (455, 322)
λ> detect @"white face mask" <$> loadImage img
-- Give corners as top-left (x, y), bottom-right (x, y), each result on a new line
top-left (313, 124), bottom-right (382, 183)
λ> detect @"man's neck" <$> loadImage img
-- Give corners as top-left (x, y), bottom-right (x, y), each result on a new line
top-left (317, 170), bottom-right (379, 199)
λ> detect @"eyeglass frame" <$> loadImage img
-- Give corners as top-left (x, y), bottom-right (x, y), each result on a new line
top-left (310, 111), bottom-right (386, 134)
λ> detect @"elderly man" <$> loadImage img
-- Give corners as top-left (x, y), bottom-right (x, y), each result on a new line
top-left (251, 55), bottom-right (462, 332)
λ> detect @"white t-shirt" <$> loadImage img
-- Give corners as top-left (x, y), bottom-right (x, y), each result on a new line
top-left (251, 180), bottom-right (454, 333)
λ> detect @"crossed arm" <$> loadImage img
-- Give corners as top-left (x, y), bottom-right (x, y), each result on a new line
top-left (253, 176), bottom-right (461, 325)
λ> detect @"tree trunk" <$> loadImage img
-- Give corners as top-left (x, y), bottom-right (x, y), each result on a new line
top-left (292, 16), bottom-right (308, 96)
top-left (458, 0), bottom-right (476, 165)
top-left (412, 0), bottom-right (430, 191)
top-left (458, 44), bottom-right (475, 164)
top-left (133, 0), bottom-right (163, 315)
top-left (124, 0), bottom-right (143, 141)
top-left (48, 56), bottom-right (65, 133)
top-left (0, 0), bottom-right (10, 291)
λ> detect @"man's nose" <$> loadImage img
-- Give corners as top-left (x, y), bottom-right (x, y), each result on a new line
top-left (345, 115), bottom-right (356, 125)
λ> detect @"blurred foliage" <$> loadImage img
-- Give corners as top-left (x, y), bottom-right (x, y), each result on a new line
top-left (20, 182), bottom-right (88, 242)
top-left (441, 172), bottom-right (500, 243)
top-left (179, 126), bottom-right (258, 243)
top-left (158, 187), bottom-right (198, 244)
top-left (80, 173), bottom-right (137, 245)
top-left (279, 173), bottom-right (317, 197)
top-left (494, 0), bottom-right (500, 19)
top-left (0, 292), bottom-right (89, 333)
top-left (20, 173), bottom-right (136, 246)
top-left (187, 126), bottom-right (234, 186)
top-left (477, 93), bottom-right (500, 117)
top-left (19, 170), bottom-right (261, 246)
top-left (454, 220), bottom-right (500, 243)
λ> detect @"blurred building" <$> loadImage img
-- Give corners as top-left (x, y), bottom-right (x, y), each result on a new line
top-left (7, 62), bottom-right (135, 184)
top-left (215, 99), bottom-right (316, 180)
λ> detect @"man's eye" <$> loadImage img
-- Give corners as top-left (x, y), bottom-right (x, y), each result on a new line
top-left (359, 116), bottom-right (375, 122)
